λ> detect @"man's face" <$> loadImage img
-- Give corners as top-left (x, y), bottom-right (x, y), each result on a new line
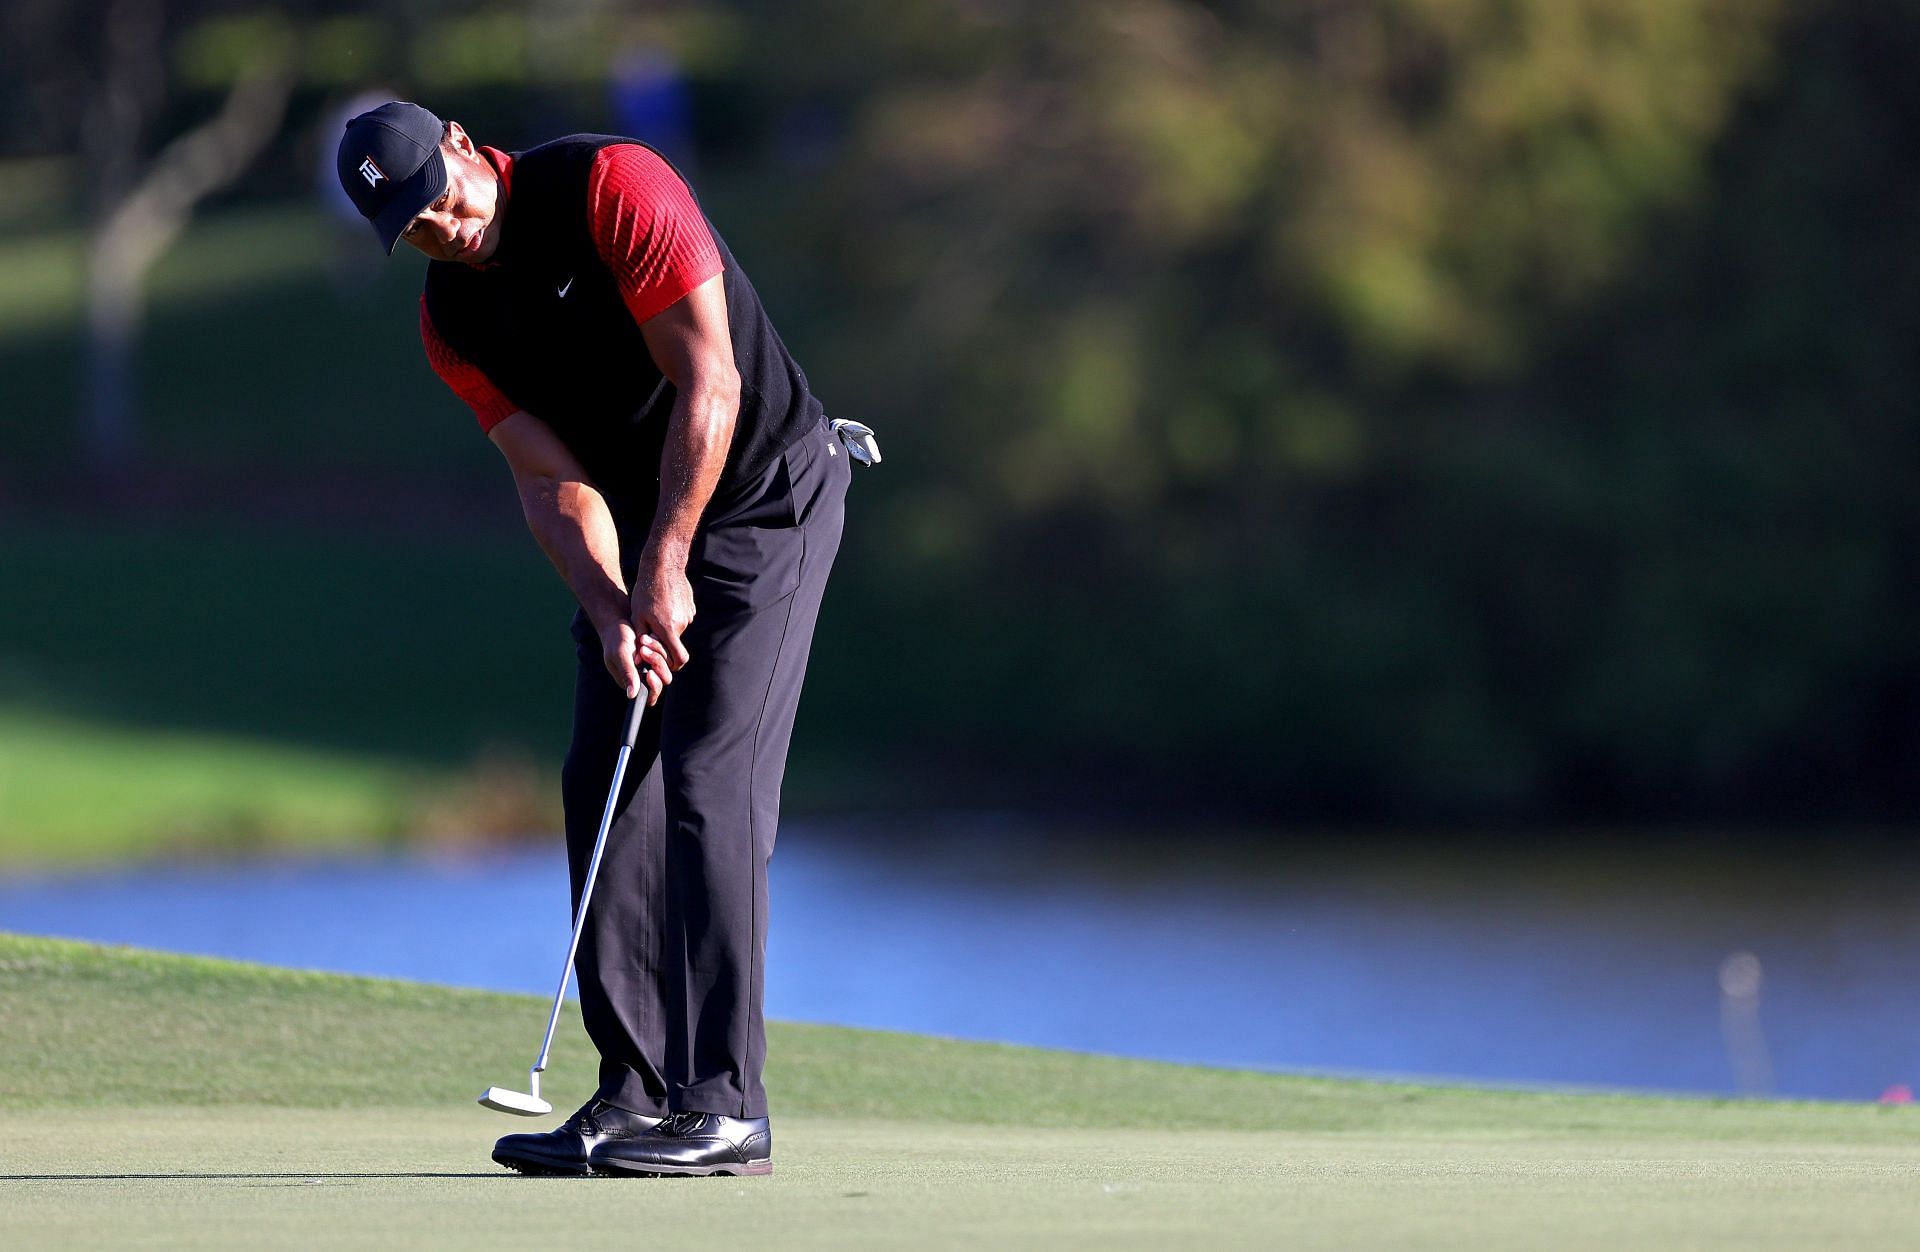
top-left (400, 121), bottom-right (503, 265)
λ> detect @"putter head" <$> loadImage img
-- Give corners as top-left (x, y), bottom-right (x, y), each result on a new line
top-left (478, 1085), bottom-right (552, 1117)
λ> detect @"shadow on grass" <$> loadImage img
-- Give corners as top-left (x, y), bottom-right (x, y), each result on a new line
top-left (0, 1172), bottom-right (522, 1181)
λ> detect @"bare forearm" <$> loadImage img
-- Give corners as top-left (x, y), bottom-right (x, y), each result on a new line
top-left (644, 381), bottom-right (738, 572)
top-left (628, 276), bottom-right (740, 670)
top-left (518, 475), bottom-right (629, 632)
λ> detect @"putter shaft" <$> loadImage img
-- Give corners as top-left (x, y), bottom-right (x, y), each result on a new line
top-left (530, 693), bottom-right (648, 1079)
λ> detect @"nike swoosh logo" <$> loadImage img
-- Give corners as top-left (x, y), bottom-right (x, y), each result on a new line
top-left (557, 275), bottom-right (574, 298)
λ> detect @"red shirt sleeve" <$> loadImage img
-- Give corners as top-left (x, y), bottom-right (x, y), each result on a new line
top-left (586, 144), bottom-right (724, 325)
top-left (419, 297), bottom-right (519, 433)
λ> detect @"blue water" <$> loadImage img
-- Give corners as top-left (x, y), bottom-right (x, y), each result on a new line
top-left (1, 825), bottom-right (1915, 1100)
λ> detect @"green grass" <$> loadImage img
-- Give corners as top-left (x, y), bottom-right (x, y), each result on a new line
top-left (1, 934), bottom-right (1917, 1249)
top-left (0, 708), bottom-right (423, 860)
top-left (0, 522), bottom-right (571, 863)
top-left (0, 204), bottom-right (578, 860)
top-left (0, 522), bottom-right (570, 764)
top-left (0, 519), bottom-right (870, 863)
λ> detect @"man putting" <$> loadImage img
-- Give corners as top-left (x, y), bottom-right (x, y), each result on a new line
top-left (336, 101), bottom-right (856, 1177)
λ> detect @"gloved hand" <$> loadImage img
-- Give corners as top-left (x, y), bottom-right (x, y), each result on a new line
top-left (830, 418), bottom-right (882, 466)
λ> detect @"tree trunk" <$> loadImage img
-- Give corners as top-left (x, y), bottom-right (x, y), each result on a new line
top-left (82, 53), bottom-right (294, 476)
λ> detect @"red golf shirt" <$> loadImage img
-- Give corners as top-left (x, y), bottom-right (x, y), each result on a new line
top-left (420, 144), bottom-right (724, 432)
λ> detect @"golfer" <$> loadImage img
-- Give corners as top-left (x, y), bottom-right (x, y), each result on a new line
top-left (335, 101), bottom-right (853, 1177)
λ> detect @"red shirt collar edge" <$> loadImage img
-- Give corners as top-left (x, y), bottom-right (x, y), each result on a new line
top-left (472, 146), bottom-right (513, 269)
top-left (480, 145), bottom-right (514, 200)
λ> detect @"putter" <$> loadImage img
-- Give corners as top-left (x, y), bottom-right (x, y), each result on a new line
top-left (479, 688), bottom-right (648, 1116)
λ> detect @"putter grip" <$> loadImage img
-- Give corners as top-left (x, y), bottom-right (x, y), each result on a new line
top-left (622, 692), bottom-right (646, 748)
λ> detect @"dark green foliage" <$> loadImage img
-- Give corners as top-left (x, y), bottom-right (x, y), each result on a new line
top-left (5, 0), bottom-right (1918, 823)
top-left (730, 0), bottom-right (1920, 819)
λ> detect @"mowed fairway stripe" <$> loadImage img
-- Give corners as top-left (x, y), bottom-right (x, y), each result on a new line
top-left (2, 1111), bottom-right (1917, 1251)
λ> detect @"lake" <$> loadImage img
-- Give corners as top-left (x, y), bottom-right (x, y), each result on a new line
top-left (1, 821), bottom-right (1914, 1100)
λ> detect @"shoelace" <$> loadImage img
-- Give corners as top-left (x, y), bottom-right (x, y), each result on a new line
top-left (653, 1111), bottom-right (708, 1136)
top-left (564, 1100), bottom-right (612, 1135)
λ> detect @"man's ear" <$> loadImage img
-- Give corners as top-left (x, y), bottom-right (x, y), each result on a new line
top-left (445, 119), bottom-right (475, 159)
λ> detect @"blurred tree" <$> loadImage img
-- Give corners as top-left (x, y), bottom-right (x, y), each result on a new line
top-left (716, 0), bottom-right (1796, 812)
top-left (9, 0), bottom-right (1919, 822)
top-left (81, 1), bottom-right (292, 474)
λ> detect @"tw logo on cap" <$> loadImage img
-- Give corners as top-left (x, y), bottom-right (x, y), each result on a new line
top-left (358, 156), bottom-right (387, 188)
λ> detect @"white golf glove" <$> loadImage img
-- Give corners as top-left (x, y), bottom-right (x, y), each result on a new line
top-left (830, 418), bottom-right (882, 467)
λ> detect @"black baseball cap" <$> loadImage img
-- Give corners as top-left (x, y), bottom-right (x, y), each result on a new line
top-left (336, 101), bottom-right (449, 255)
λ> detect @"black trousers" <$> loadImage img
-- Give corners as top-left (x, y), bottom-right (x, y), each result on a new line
top-left (561, 419), bottom-right (849, 1118)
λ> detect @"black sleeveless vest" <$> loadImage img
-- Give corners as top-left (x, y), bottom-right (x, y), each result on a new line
top-left (421, 135), bottom-right (823, 537)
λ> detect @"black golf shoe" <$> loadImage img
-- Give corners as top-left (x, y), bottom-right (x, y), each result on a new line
top-left (492, 1099), bottom-right (663, 1176)
top-left (590, 1112), bottom-right (773, 1177)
